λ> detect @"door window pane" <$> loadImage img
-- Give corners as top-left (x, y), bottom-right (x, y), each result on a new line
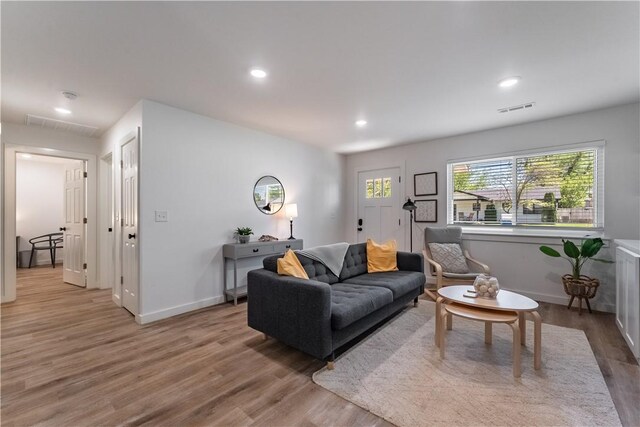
top-left (365, 179), bottom-right (373, 199)
top-left (383, 177), bottom-right (391, 198)
top-left (374, 178), bottom-right (382, 198)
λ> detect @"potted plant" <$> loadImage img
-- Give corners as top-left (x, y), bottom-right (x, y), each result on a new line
top-left (235, 227), bottom-right (253, 244)
top-left (539, 238), bottom-right (612, 314)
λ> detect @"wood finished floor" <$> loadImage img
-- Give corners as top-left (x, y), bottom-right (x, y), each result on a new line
top-left (1, 267), bottom-right (639, 427)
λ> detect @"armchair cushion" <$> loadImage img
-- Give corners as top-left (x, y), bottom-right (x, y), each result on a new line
top-left (442, 272), bottom-right (481, 279)
top-left (425, 226), bottom-right (462, 245)
top-left (428, 243), bottom-right (469, 274)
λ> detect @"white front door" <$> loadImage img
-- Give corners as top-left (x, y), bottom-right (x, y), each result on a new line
top-left (62, 161), bottom-right (86, 287)
top-left (357, 168), bottom-right (403, 247)
top-left (121, 133), bottom-right (139, 315)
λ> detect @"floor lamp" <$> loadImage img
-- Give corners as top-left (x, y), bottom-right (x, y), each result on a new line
top-left (402, 198), bottom-right (417, 252)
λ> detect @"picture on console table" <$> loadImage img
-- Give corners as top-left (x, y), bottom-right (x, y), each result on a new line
top-left (414, 199), bottom-right (438, 223)
top-left (414, 172), bottom-right (437, 196)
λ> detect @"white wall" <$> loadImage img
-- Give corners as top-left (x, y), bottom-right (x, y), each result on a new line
top-left (2, 123), bottom-right (100, 154)
top-left (16, 156), bottom-right (83, 265)
top-left (136, 100), bottom-right (345, 322)
top-left (345, 103), bottom-right (640, 312)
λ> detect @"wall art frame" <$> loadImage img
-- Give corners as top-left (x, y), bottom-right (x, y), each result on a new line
top-left (414, 199), bottom-right (438, 223)
top-left (414, 172), bottom-right (437, 196)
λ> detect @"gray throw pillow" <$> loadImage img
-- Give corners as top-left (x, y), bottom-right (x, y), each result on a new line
top-left (428, 243), bottom-right (469, 274)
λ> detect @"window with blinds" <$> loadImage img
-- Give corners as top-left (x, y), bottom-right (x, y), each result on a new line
top-left (448, 146), bottom-right (602, 228)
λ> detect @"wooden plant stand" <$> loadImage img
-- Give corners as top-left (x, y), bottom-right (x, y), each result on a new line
top-left (562, 275), bottom-right (599, 315)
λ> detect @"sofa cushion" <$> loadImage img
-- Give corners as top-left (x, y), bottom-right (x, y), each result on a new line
top-left (342, 271), bottom-right (425, 299)
top-left (277, 250), bottom-right (309, 279)
top-left (366, 239), bottom-right (398, 273)
top-left (264, 254), bottom-right (339, 284)
top-left (339, 243), bottom-right (368, 281)
top-left (330, 283), bottom-right (393, 330)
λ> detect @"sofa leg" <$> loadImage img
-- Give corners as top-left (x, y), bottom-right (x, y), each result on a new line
top-left (326, 352), bottom-right (335, 370)
top-left (414, 296), bottom-right (419, 307)
top-left (262, 333), bottom-right (269, 340)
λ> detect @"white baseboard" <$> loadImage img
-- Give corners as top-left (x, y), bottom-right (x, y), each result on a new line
top-left (136, 295), bottom-right (226, 324)
top-left (499, 287), bottom-right (615, 313)
top-left (425, 277), bottom-right (615, 313)
top-left (19, 259), bottom-right (63, 268)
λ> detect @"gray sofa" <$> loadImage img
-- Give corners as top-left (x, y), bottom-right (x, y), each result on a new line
top-left (247, 243), bottom-right (425, 367)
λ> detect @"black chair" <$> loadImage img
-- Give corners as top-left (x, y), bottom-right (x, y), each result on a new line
top-left (28, 233), bottom-right (63, 268)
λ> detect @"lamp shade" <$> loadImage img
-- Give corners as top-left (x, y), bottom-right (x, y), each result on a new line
top-left (402, 198), bottom-right (417, 211)
top-left (285, 203), bottom-right (298, 219)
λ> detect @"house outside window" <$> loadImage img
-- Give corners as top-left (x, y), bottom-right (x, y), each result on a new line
top-left (447, 144), bottom-right (603, 229)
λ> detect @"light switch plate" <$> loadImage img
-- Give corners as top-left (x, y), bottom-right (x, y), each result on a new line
top-left (155, 211), bottom-right (168, 222)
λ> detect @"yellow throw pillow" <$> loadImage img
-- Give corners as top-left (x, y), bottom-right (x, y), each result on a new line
top-left (366, 239), bottom-right (399, 273)
top-left (277, 250), bottom-right (309, 280)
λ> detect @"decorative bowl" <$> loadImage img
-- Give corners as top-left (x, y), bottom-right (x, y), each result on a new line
top-left (473, 274), bottom-right (500, 298)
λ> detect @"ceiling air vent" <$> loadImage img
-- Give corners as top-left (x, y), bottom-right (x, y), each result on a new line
top-left (497, 102), bottom-right (536, 114)
top-left (25, 114), bottom-right (99, 137)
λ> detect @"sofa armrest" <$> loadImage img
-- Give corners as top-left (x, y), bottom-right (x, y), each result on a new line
top-left (247, 269), bottom-right (333, 360)
top-left (397, 251), bottom-right (424, 273)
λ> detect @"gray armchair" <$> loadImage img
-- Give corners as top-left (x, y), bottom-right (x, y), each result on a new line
top-left (423, 226), bottom-right (490, 298)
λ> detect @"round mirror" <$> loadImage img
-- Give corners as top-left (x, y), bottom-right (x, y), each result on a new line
top-left (253, 175), bottom-right (285, 215)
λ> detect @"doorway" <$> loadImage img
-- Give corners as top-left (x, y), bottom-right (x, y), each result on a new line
top-left (2, 145), bottom-right (98, 303)
top-left (357, 167), bottom-right (404, 247)
top-left (15, 153), bottom-right (87, 286)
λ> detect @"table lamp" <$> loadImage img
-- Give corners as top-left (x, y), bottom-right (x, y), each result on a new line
top-left (284, 203), bottom-right (298, 240)
top-left (285, 204), bottom-right (298, 240)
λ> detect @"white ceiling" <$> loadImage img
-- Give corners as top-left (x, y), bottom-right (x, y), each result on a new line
top-left (2, 2), bottom-right (639, 153)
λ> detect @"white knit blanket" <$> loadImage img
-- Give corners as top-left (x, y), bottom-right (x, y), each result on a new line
top-left (297, 242), bottom-right (350, 277)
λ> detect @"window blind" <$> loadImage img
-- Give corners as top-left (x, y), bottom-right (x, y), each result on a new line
top-left (448, 146), bottom-right (602, 228)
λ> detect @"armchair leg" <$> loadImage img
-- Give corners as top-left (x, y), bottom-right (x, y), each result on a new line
top-left (28, 248), bottom-right (35, 268)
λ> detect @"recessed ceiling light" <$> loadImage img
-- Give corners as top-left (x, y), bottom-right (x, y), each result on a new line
top-left (498, 76), bottom-right (521, 88)
top-left (54, 107), bottom-right (72, 115)
top-left (21, 153), bottom-right (32, 159)
top-left (250, 68), bottom-right (267, 79)
top-left (355, 120), bottom-right (368, 127)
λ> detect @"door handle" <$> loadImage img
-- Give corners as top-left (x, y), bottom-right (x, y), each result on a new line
top-left (252, 248), bottom-right (259, 253)
top-left (59, 227), bottom-right (66, 231)
top-left (357, 227), bottom-right (363, 231)
top-left (128, 233), bottom-right (136, 239)
top-left (108, 228), bottom-right (113, 232)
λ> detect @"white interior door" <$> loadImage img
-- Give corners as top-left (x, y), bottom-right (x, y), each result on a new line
top-left (121, 134), bottom-right (139, 315)
top-left (62, 161), bottom-right (86, 287)
top-left (357, 168), bottom-right (403, 247)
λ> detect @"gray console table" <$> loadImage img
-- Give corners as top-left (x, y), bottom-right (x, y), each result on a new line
top-left (222, 239), bottom-right (303, 305)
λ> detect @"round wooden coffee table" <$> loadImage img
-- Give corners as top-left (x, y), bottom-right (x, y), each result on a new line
top-left (436, 286), bottom-right (542, 374)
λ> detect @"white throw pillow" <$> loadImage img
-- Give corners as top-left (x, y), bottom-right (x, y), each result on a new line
top-left (428, 243), bottom-right (469, 274)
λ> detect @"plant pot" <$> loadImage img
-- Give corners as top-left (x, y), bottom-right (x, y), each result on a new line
top-left (561, 274), bottom-right (599, 315)
top-left (238, 235), bottom-right (251, 244)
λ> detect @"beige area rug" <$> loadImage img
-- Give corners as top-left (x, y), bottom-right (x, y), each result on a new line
top-left (313, 302), bottom-right (621, 427)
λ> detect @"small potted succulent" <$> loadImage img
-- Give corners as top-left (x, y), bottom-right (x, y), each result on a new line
top-left (235, 227), bottom-right (253, 244)
top-left (539, 238), bottom-right (612, 313)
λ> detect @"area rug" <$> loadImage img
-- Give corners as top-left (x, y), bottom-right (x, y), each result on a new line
top-left (313, 302), bottom-right (621, 427)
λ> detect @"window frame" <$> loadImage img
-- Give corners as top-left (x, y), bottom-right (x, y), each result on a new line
top-left (446, 141), bottom-right (605, 231)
